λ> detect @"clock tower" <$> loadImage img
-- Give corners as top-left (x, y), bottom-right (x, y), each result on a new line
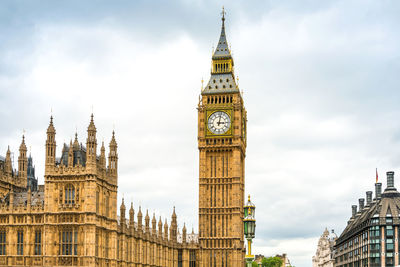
top-left (198, 10), bottom-right (247, 267)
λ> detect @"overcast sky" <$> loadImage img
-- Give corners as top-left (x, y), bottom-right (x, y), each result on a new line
top-left (1, 1), bottom-right (400, 266)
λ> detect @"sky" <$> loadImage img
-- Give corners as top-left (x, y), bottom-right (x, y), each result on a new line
top-left (1, 0), bottom-right (400, 266)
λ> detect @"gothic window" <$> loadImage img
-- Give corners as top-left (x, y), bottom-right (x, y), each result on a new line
top-left (105, 193), bottom-right (110, 217)
top-left (0, 230), bottom-right (6, 255)
top-left (189, 250), bottom-right (196, 267)
top-left (178, 249), bottom-right (183, 267)
top-left (59, 229), bottom-right (78, 255)
top-left (35, 230), bottom-right (42, 255)
top-left (96, 190), bottom-right (99, 214)
top-left (105, 232), bottom-right (109, 258)
top-left (95, 230), bottom-right (99, 257)
top-left (117, 238), bottom-right (120, 259)
top-left (17, 230), bottom-right (23, 255)
top-left (65, 184), bottom-right (75, 204)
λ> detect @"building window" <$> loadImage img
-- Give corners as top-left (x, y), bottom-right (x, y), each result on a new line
top-left (0, 231), bottom-right (6, 255)
top-left (386, 225), bottom-right (394, 236)
top-left (34, 230), bottom-right (42, 255)
top-left (189, 250), bottom-right (196, 267)
top-left (65, 184), bottom-right (75, 204)
top-left (95, 230), bottom-right (99, 257)
top-left (178, 249), bottom-right (183, 267)
top-left (17, 230), bottom-right (23, 255)
top-left (96, 190), bottom-right (99, 213)
top-left (105, 194), bottom-right (109, 217)
top-left (369, 225), bottom-right (380, 237)
top-left (386, 217), bottom-right (393, 224)
top-left (60, 229), bottom-right (77, 255)
top-left (105, 233), bottom-right (109, 258)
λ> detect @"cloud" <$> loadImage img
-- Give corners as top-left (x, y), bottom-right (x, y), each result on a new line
top-left (1, 1), bottom-right (400, 266)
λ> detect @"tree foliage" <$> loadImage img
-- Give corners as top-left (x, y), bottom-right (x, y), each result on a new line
top-left (261, 256), bottom-right (283, 267)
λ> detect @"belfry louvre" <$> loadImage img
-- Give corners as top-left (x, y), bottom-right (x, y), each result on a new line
top-left (0, 11), bottom-right (247, 267)
top-left (335, 172), bottom-right (400, 267)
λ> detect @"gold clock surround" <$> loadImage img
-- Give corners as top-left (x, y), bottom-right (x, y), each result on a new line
top-left (205, 109), bottom-right (233, 137)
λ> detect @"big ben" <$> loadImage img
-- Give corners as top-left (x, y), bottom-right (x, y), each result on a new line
top-left (198, 10), bottom-right (247, 267)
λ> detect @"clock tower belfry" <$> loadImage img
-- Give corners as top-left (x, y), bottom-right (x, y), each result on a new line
top-left (198, 10), bottom-right (247, 267)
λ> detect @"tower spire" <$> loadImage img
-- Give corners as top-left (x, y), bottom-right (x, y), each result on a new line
top-left (213, 7), bottom-right (230, 59)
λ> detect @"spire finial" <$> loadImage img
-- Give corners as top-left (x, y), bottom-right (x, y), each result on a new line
top-left (248, 194), bottom-right (251, 202)
top-left (221, 6), bottom-right (226, 22)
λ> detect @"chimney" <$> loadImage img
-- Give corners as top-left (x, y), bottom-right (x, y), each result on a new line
top-left (386, 171), bottom-right (395, 189)
top-left (352, 205), bottom-right (357, 217)
top-left (366, 191), bottom-right (372, 205)
top-left (359, 198), bottom-right (365, 211)
top-left (375, 183), bottom-right (382, 199)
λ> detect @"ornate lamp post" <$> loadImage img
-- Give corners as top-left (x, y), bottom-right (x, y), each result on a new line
top-left (244, 195), bottom-right (256, 267)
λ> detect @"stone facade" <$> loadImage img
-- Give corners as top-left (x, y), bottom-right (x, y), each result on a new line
top-left (0, 115), bottom-right (199, 267)
top-left (335, 172), bottom-right (400, 267)
top-left (312, 228), bottom-right (336, 267)
top-left (197, 10), bottom-right (247, 267)
top-left (0, 10), bottom-right (246, 267)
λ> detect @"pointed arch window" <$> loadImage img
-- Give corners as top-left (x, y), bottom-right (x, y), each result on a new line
top-left (65, 184), bottom-right (75, 204)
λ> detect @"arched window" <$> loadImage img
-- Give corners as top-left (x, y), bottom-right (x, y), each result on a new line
top-left (105, 193), bottom-right (110, 217)
top-left (65, 184), bottom-right (75, 204)
top-left (96, 190), bottom-right (99, 213)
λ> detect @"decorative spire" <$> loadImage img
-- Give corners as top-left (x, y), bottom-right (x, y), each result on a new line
top-left (213, 7), bottom-right (231, 59)
top-left (152, 213), bottom-right (157, 235)
top-left (172, 206), bottom-right (177, 219)
top-left (73, 132), bottom-right (79, 150)
top-left (45, 115), bottom-right (56, 172)
top-left (129, 202), bottom-right (135, 226)
top-left (182, 223), bottom-right (187, 243)
top-left (5, 146), bottom-right (12, 174)
top-left (120, 198), bottom-right (126, 225)
top-left (47, 115), bottom-right (55, 134)
top-left (158, 216), bottom-right (163, 237)
top-left (100, 141), bottom-right (106, 169)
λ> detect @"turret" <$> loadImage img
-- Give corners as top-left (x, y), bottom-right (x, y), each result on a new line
top-left (158, 217), bottom-right (163, 238)
top-left (211, 8), bottom-right (234, 75)
top-left (100, 141), bottom-right (106, 169)
top-left (73, 133), bottom-right (80, 150)
top-left (108, 131), bottom-right (118, 180)
top-left (152, 213), bottom-right (157, 235)
top-left (5, 146), bottom-right (12, 176)
top-left (86, 114), bottom-right (97, 170)
top-left (18, 135), bottom-right (27, 186)
top-left (137, 206), bottom-right (143, 232)
top-left (164, 219), bottom-right (168, 240)
top-left (182, 223), bottom-right (187, 243)
top-left (45, 116), bottom-right (56, 173)
top-left (129, 203), bottom-right (135, 227)
top-left (120, 198), bottom-right (126, 226)
top-left (145, 210), bottom-right (150, 233)
top-left (68, 140), bottom-right (73, 167)
top-left (170, 207), bottom-right (178, 242)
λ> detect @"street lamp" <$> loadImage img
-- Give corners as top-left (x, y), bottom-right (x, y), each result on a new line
top-left (244, 195), bottom-right (256, 267)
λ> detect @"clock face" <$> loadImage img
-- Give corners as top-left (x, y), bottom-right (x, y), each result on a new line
top-left (208, 111), bottom-right (231, 134)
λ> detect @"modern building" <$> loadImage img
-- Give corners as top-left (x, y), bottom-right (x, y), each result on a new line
top-left (312, 228), bottom-right (337, 267)
top-left (334, 171), bottom-right (400, 267)
top-left (0, 10), bottom-right (247, 267)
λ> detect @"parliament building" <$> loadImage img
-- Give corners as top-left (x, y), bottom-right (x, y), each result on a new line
top-left (0, 11), bottom-right (247, 267)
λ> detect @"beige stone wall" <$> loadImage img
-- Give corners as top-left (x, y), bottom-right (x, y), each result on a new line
top-left (198, 91), bottom-right (247, 267)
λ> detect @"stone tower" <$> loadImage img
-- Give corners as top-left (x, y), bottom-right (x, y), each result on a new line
top-left (198, 10), bottom-right (247, 267)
